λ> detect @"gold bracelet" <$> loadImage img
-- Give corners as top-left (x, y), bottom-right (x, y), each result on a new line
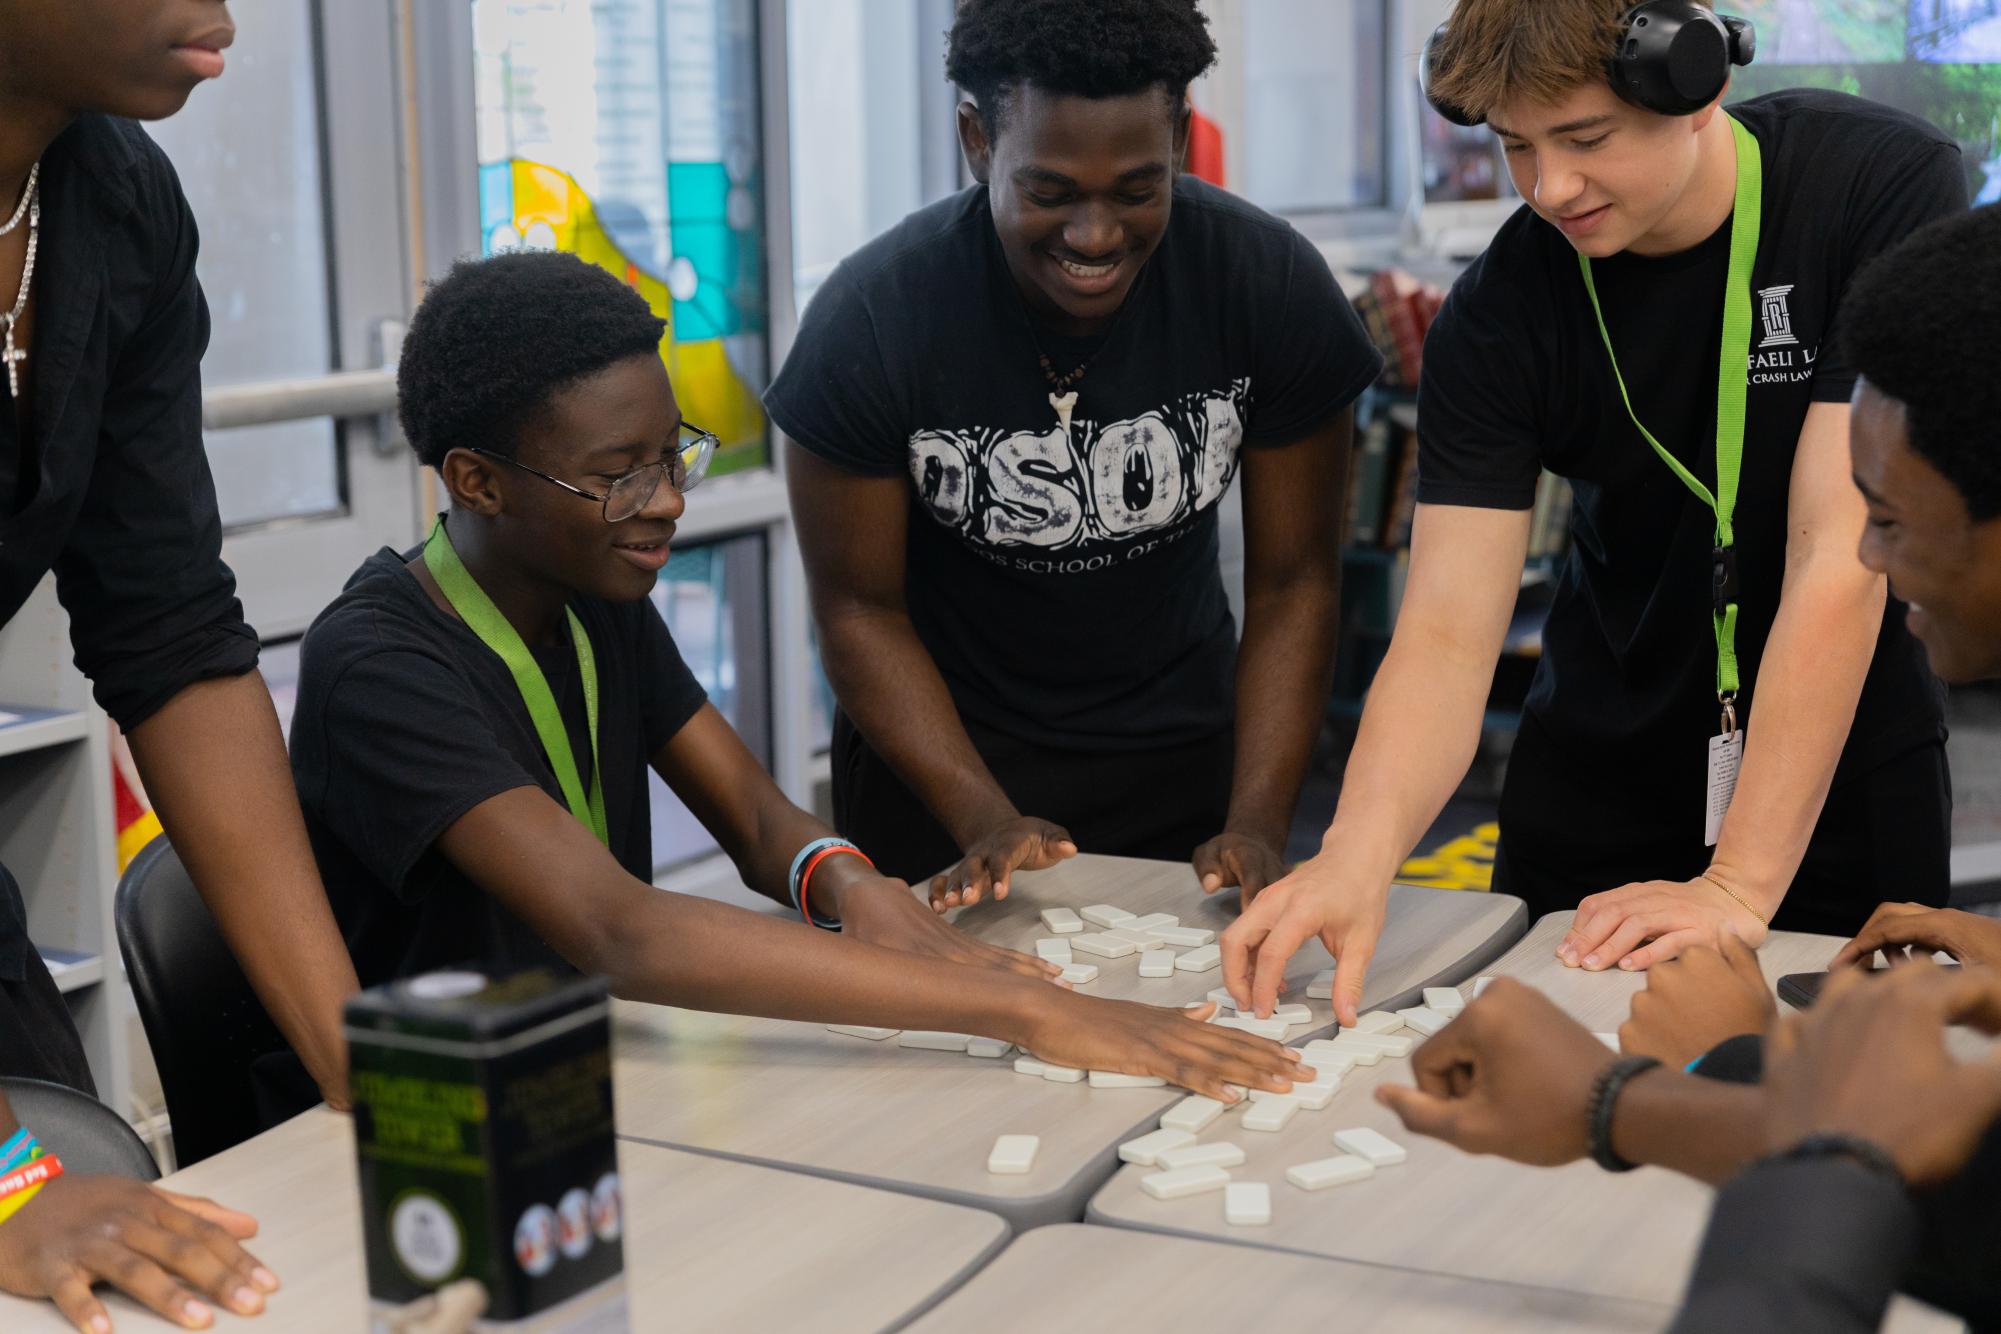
top-left (1701, 872), bottom-right (1769, 924)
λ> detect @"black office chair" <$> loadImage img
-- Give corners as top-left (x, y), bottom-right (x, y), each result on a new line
top-left (114, 837), bottom-right (296, 1167)
top-left (0, 1076), bottom-right (159, 1180)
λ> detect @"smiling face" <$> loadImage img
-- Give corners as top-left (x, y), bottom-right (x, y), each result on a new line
top-left (958, 83), bottom-right (1185, 336)
top-left (0, 0), bottom-right (234, 119)
top-left (1851, 380), bottom-right (2001, 684)
top-left (1489, 81), bottom-right (1711, 259)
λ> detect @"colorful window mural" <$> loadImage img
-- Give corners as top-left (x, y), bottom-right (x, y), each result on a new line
top-left (472, 0), bottom-right (770, 475)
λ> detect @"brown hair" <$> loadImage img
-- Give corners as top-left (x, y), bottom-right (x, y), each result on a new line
top-left (1427, 0), bottom-right (1639, 122)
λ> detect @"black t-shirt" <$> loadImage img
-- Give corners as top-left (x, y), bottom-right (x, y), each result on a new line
top-left (1418, 90), bottom-right (1963, 856)
top-left (288, 545), bottom-right (707, 988)
top-left (766, 175), bottom-right (1382, 750)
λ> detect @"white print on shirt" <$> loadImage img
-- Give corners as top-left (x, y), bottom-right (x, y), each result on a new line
top-left (1749, 280), bottom-right (1819, 386)
top-left (908, 381), bottom-right (1249, 571)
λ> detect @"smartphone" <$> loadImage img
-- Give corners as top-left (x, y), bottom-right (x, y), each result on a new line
top-left (1778, 961), bottom-right (1960, 1009)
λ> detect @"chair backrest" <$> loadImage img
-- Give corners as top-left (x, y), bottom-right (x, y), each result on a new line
top-left (1, 1075), bottom-right (159, 1180)
top-left (113, 837), bottom-right (289, 1166)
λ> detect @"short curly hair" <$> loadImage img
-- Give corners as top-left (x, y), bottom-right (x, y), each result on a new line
top-left (397, 250), bottom-right (667, 471)
top-left (945, 0), bottom-right (1217, 141)
top-left (1842, 204), bottom-right (2001, 521)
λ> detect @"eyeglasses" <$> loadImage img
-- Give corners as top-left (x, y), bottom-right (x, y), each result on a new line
top-left (469, 422), bottom-right (719, 523)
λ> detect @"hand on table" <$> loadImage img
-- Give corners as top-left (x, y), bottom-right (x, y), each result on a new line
top-left (1374, 977), bottom-right (1618, 1166)
top-left (0, 1174), bottom-right (278, 1332)
top-left (927, 817), bottom-right (1076, 912)
top-left (1221, 851), bottom-right (1383, 1026)
top-left (1761, 961), bottom-right (2001, 1187)
top-left (1830, 903), bottom-right (2001, 970)
top-left (1619, 933), bottom-right (1776, 1069)
top-left (1557, 874), bottom-right (1768, 973)
top-left (1024, 994), bottom-right (1309, 1103)
top-left (834, 873), bottom-right (1061, 983)
top-left (1192, 830), bottom-right (1287, 909)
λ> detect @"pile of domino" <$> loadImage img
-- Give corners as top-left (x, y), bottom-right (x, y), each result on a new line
top-left (1030, 903), bottom-right (1223, 983)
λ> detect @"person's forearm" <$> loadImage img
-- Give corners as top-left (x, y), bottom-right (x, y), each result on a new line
top-left (818, 603), bottom-right (1016, 848)
top-left (1608, 1069), bottom-right (1765, 1185)
top-left (1226, 569), bottom-right (1340, 847)
top-left (1710, 558), bottom-right (1885, 914)
top-left (127, 673), bottom-right (359, 1106)
top-left (722, 789), bottom-right (877, 916)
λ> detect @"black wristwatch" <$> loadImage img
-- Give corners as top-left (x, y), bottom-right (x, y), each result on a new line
top-left (1587, 1055), bottom-right (1662, 1172)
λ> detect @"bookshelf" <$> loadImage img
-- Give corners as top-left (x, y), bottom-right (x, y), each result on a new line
top-left (0, 576), bottom-right (132, 1116)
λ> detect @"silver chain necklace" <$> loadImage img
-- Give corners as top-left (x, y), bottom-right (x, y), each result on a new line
top-left (1, 161), bottom-right (42, 400)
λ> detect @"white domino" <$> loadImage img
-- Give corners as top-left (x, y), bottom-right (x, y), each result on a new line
top-left (1160, 1095), bottom-right (1227, 1134)
top-left (1080, 904), bottom-right (1136, 929)
top-left (1333, 1127), bottom-right (1407, 1166)
top-left (1423, 987), bottom-right (1466, 1015)
top-left (1318, 1041), bottom-right (1379, 1066)
top-left (1225, 1181), bottom-right (1272, 1226)
top-left (1042, 1064), bottom-right (1086, 1084)
top-left (1139, 952), bottom-right (1176, 978)
top-left (1151, 926), bottom-right (1216, 948)
top-left (1109, 928), bottom-right (1172, 950)
top-left (1128, 913), bottom-right (1179, 932)
top-left (1271, 1004), bottom-right (1314, 1026)
top-left (1118, 1128), bottom-right (1197, 1166)
top-left (826, 1025), bottom-right (899, 1041)
top-left (1288, 1076), bottom-right (1342, 1111)
top-left (1332, 1031), bottom-right (1414, 1058)
top-left (898, 1031), bottom-right (971, 1052)
top-left (1089, 1070), bottom-right (1167, 1089)
top-left (1059, 963), bottom-right (1099, 985)
top-left (1174, 945), bottom-right (1223, 973)
top-left (986, 1134), bottom-right (1039, 1175)
top-left (1071, 934), bottom-right (1137, 960)
top-left (1217, 1016), bottom-right (1289, 1041)
top-left (966, 1037), bottom-right (1013, 1058)
top-left (1471, 975), bottom-right (1495, 997)
top-left (1307, 969), bottom-right (1337, 1000)
top-left (1242, 1097), bottom-right (1301, 1132)
top-left (1140, 1164), bottom-right (1231, 1200)
top-left (1013, 1056), bottom-right (1049, 1077)
top-left (1395, 1007), bottom-right (1451, 1036)
top-left (1035, 938), bottom-right (1073, 963)
top-left (1206, 988), bottom-right (1240, 1011)
top-left (1353, 1011), bottom-right (1405, 1035)
top-left (1594, 1032), bottom-right (1621, 1051)
top-left (1156, 1141), bottom-right (1246, 1171)
top-left (1286, 1154), bottom-right (1375, 1191)
top-left (1039, 907), bottom-right (1084, 935)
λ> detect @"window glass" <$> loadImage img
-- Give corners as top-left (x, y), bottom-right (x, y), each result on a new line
top-left (1236, 0), bottom-right (1389, 213)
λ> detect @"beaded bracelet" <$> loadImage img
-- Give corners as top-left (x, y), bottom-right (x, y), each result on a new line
top-left (1587, 1056), bottom-right (1662, 1172)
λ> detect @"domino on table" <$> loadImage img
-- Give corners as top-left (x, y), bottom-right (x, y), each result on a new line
top-left (1080, 904), bottom-right (1136, 929)
top-left (1394, 1007), bottom-right (1452, 1037)
top-left (1286, 1154), bottom-right (1375, 1192)
top-left (1288, 1076), bottom-right (1342, 1111)
top-left (1042, 1064), bottom-right (1086, 1084)
top-left (1332, 1127), bottom-right (1408, 1166)
top-left (1206, 988), bottom-right (1239, 1011)
top-left (1156, 1141), bottom-right (1247, 1171)
top-left (1089, 1070), bottom-right (1167, 1089)
top-left (1216, 1016), bottom-right (1289, 1041)
top-left (826, 1025), bottom-right (899, 1041)
top-left (1270, 1004), bottom-right (1314, 1026)
top-left (1471, 975), bottom-right (1496, 997)
top-left (1423, 987), bottom-right (1466, 1015)
top-left (1151, 925), bottom-right (1216, 948)
top-left (987, 1134), bottom-right (1039, 1175)
top-left (1225, 1181), bottom-right (1272, 1226)
top-left (1174, 945), bottom-right (1223, 973)
top-left (1118, 1127), bottom-right (1197, 1166)
top-left (1138, 952), bottom-right (1176, 978)
top-left (1242, 1096), bottom-right (1300, 1132)
top-left (1059, 963), bottom-right (1099, 985)
top-left (1140, 1164), bottom-right (1231, 1201)
top-left (1034, 938), bottom-right (1073, 964)
top-left (1013, 1056), bottom-right (1049, 1077)
top-left (898, 1031), bottom-right (972, 1052)
top-left (1127, 913), bottom-right (1179, 932)
top-left (1314, 1041), bottom-right (1377, 1067)
top-left (1331, 1031), bottom-right (1415, 1058)
top-left (967, 1037), bottom-right (1013, 1058)
top-left (1307, 969), bottom-right (1337, 1000)
top-left (1071, 934), bottom-right (1137, 960)
top-left (1105, 927), bottom-right (1170, 950)
top-left (1353, 1011), bottom-right (1405, 1035)
top-left (1039, 907), bottom-right (1084, 935)
top-left (1160, 1095), bottom-right (1228, 1134)
top-left (1301, 1040), bottom-right (1359, 1066)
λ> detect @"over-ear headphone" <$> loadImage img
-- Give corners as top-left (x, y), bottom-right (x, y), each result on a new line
top-left (1422, 2), bottom-right (1757, 128)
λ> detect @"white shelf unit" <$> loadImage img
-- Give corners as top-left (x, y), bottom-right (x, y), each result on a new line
top-left (0, 576), bottom-right (130, 1115)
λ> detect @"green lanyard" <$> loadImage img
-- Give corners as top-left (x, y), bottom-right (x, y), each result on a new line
top-left (1578, 113), bottom-right (1762, 712)
top-left (422, 517), bottom-right (609, 846)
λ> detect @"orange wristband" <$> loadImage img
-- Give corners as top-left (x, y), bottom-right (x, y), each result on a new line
top-left (799, 844), bottom-right (873, 928)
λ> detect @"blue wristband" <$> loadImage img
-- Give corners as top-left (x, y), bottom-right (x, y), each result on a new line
top-left (787, 837), bottom-right (850, 912)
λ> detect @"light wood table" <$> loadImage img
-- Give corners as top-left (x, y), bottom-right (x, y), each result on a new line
top-left (0, 1107), bottom-right (1007, 1333)
top-left (907, 1224), bottom-right (1672, 1333)
top-left (613, 854), bottom-right (1525, 1227)
top-left (1088, 912), bottom-right (1959, 1329)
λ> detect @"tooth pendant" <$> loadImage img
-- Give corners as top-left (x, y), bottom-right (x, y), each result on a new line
top-left (1049, 390), bottom-right (1078, 438)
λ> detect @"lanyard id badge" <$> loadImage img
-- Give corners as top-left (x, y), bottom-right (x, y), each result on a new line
top-left (1580, 114), bottom-right (1761, 847)
top-left (422, 517), bottom-right (610, 846)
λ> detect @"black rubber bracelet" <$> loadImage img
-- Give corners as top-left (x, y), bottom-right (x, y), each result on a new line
top-left (1752, 1132), bottom-right (1905, 1187)
top-left (1588, 1055), bottom-right (1663, 1172)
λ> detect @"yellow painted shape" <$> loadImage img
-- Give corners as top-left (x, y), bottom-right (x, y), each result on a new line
top-left (1398, 821), bottom-right (1500, 892)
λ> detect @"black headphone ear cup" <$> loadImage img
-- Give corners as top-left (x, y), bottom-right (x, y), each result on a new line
top-left (1723, 15), bottom-right (1758, 66)
top-left (1421, 22), bottom-right (1485, 127)
top-left (1608, 1), bottom-right (1734, 116)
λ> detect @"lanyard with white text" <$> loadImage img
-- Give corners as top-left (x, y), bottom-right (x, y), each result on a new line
top-left (422, 517), bottom-right (609, 846)
top-left (1578, 113), bottom-right (1762, 732)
